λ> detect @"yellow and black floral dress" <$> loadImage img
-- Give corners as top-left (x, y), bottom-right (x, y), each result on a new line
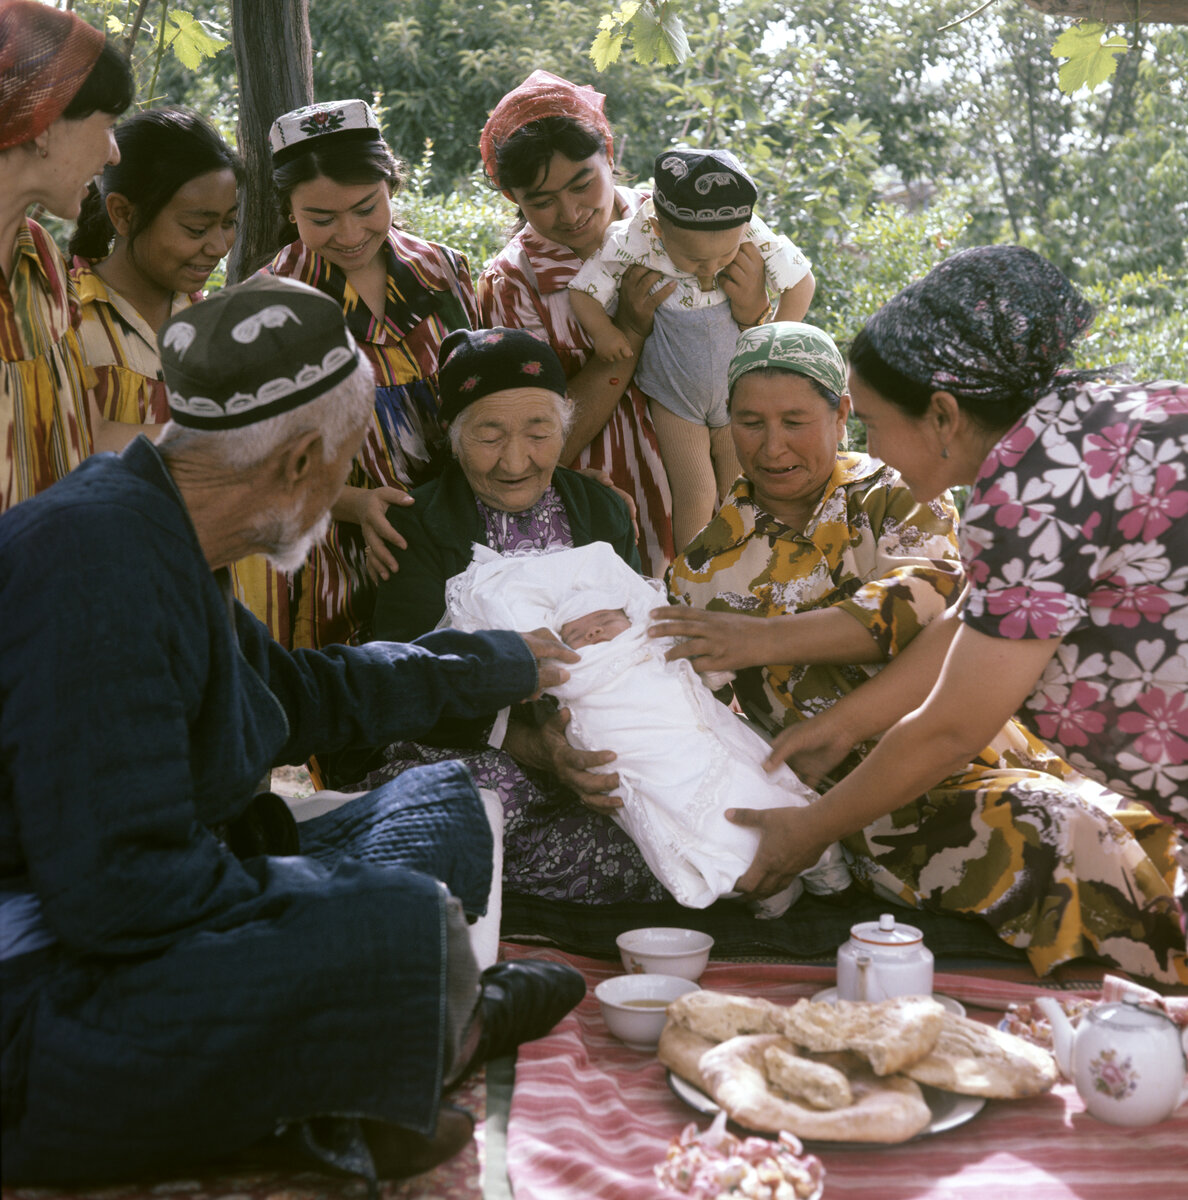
top-left (668, 453), bottom-right (1186, 984)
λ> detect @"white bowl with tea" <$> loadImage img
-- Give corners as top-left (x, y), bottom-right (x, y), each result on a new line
top-left (595, 973), bottom-right (700, 1050)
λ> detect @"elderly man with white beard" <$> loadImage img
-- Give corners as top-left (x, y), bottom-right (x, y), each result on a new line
top-left (0, 276), bottom-right (584, 1190)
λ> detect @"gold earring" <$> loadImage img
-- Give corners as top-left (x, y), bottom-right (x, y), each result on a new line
top-left (287, 213), bottom-right (297, 223)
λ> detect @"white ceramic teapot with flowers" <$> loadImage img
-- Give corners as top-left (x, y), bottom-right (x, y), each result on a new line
top-left (1036, 995), bottom-right (1188, 1126)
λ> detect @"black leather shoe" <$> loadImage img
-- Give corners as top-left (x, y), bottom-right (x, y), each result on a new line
top-left (471, 960), bottom-right (586, 1065)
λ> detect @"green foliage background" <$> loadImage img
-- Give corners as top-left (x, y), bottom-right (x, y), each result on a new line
top-left (68, 0), bottom-right (1187, 384)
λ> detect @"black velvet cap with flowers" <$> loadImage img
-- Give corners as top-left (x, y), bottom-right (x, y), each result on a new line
top-left (436, 327), bottom-right (567, 423)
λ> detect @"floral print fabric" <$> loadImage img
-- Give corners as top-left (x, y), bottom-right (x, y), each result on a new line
top-left (668, 453), bottom-right (964, 736)
top-left (961, 378), bottom-right (1188, 830)
top-left (668, 452), bottom-right (1187, 983)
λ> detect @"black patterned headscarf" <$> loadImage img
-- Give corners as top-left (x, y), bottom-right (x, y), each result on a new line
top-left (855, 245), bottom-right (1095, 426)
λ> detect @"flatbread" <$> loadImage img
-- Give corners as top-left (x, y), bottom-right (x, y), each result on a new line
top-left (902, 1011), bottom-right (1058, 1098)
top-left (763, 1043), bottom-right (853, 1110)
top-left (779, 995), bottom-right (946, 1076)
top-left (700, 1034), bottom-right (933, 1143)
top-left (658, 1022), bottom-right (717, 1094)
top-left (666, 989), bottom-right (783, 1043)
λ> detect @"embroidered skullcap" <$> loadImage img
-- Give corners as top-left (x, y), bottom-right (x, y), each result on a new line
top-left (437, 327), bottom-right (567, 423)
top-left (728, 322), bottom-right (846, 399)
top-left (0, 1), bottom-right (105, 152)
top-left (859, 245), bottom-right (1094, 416)
top-left (159, 275), bottom-right (361, 430)
top-left (652, 148), bottom-right (757, 231)
top-left (269, 98), bottom-right (383, 165)
top-left (480, 69), bottom-right (614, 189)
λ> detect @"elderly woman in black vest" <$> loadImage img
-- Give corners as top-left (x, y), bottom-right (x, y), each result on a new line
top-left (370, 327), bottom-right (671, 904)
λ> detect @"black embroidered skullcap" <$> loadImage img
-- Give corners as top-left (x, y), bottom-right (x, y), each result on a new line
top-left (652, 147), bottom-right (757, 231)
top-left (437, 327), bottom-right (567, 423)
top-left (159, 276), bottom-right (360, 430)
top-left (859, 245), bottom-right (1094, 421)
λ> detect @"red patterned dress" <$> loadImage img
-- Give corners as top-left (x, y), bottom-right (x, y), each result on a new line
top-left (477, 186), bottom-right (674, 576)
top-left (250, 227), bottom-right (478, 649)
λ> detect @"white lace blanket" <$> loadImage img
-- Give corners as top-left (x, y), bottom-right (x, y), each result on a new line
top-left (443, 543), bottom-right (819, 907)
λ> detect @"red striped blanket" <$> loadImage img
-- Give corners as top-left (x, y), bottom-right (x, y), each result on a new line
top-left (502, 946), bottom-right (1188, 1200)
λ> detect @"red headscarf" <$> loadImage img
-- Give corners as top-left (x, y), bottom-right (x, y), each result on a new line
top-left (0, 0), bottom-right (105, 152)
top-left (479, 69), bottom-right (614, 194)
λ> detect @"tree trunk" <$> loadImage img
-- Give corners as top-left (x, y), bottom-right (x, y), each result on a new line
top-left (227, 0), bottom-right (313, 283)
top-left (1019, 1), bottom-right (1188, 22)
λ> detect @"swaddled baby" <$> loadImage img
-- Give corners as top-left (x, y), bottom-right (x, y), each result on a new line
top-left (443, 542), bottom-right (851, 916)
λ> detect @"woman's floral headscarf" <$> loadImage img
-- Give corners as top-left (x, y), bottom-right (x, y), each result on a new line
top-left (859, 245), bottom-right (1094, 412)
top-left (728, 322), bottom-right (847, 399)
top-left (479, 69), bottom-right (614, 191)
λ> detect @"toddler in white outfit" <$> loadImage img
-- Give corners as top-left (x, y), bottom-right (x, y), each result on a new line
top-left (569, 147), bottom-right (814, 550)
top-left (443, 541), bottom-right (851, 917)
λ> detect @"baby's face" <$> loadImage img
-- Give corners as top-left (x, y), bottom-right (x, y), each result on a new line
top-left (654, 216), bottom-right (747, 285)
top-left (560, 608), bottom-right (632, 649)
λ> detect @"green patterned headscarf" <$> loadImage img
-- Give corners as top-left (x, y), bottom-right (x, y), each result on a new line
top-left (727, 322), bottom-right (847, 400)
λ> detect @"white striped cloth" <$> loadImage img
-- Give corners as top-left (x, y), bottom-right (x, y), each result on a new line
top-left (501, 946), bottom-right (1188, 1200)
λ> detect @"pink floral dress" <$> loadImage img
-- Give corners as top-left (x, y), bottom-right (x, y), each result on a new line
top-left (961, 377), bottom-right (1188, 830)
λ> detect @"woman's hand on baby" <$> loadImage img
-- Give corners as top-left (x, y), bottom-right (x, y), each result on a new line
top-left (718, 242), bottom-right (769, 327)
top-left (727, 806), bottom-right (832, 900)
top-left (648, 606), bottom-right (772, 673)
top-left (763, 713), bottom-right (856, 791)
top-left (614, 265), bottom-right (676, 340)
top-left (520, 628), bottom-right (580, 696)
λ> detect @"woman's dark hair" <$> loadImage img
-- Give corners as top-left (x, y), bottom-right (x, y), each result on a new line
top-left (60, 41), bottom-right (134, 121)
top-left (68, 107), bottom-right (244, 261)
top-left (848, 328), bottom-right (936, 418)
top-left (727, 366), bottom-right (842, 411)
top-left (489, 115), bottom-right (624, 236)
top-left (490, 115), bottom-right (607, 194)
top-left (272, 137), bottom-right (406, 248)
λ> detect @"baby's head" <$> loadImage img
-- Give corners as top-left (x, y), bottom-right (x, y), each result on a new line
top-left (651, 148), bottom-right (756, 284)
top-left (560, 607), bottom-right (632, 649)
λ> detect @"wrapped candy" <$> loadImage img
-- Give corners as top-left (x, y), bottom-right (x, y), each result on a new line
top-left (655, 1110), bottom-right (825, 1200)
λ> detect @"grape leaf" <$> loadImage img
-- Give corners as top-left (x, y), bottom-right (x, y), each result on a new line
top-left (1051, 22), bottom-right (1128, 96)
top-left (166, 11), bottom-right (228, 72)
top-left (591, 26), bottom-right (627, 71)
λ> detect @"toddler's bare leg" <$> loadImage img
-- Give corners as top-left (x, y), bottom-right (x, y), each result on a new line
top-left (650, 403), bottom-right (717, 553)
top-left (709, 424), bottom-right (742, 502)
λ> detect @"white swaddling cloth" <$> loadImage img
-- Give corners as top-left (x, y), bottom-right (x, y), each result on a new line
top-left (443, 542), bottom-right (850, 911)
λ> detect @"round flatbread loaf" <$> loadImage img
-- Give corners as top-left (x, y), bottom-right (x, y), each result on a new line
top-left (902, 1012), bottom-right (1058, 1098)
top-left (658, 1022), bottom-right (717, 1094)
top-left (779, 995), bottom-right (946, 1076)
top-left (700, 1033), bottom-right (934, 1144)
top-left (667, 990), bottom-right (783, 1043)
top-left (764, 1043), bottom-right (853, 1111)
